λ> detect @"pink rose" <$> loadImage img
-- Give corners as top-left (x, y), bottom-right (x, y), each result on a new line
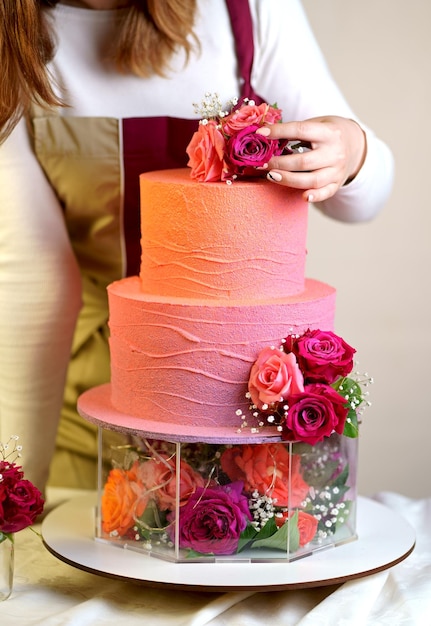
top-left (222, 102), bottom-right (282, 136)
top-left (288, 330), bottom-right (356, 384)
top-left (220, 444), bottom-right (309, 508)
top-left (131, 455), bottom-right (205, 511)
top-left (282, 383), bottom-right (349, 445)
top-left (225, 124), bottom-right (283, 170)
top-left (186, 121), bottom-right (226, 182)
top-left (263, 105), bottom-right (283, 125)
top-left (248, 347), bottom-right (304, 410)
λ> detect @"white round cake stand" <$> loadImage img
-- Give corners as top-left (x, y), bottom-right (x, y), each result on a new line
top-left (41, 494), bottom-right (415, 592)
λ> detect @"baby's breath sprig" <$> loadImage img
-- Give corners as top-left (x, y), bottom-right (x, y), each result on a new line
top-left (192, 92), bottom-right (238, 122)
top-left (248, 490), bottom-right (276, 531)
top-left (0, 435), bottom-right (22, 466)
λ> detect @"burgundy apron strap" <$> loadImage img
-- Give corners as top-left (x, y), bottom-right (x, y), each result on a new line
top-left (225, 0), bottom-right (264, 103)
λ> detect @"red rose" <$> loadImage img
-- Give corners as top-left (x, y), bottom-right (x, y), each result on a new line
top-left (0, 462), bottom-right (44, 534)
top-left (186, 121), bottom-right (226, 182)
top-left (248, 347), bottom-right (304, 410)
top-left (297, 511), bottom-right (319, 546)
top-left (282, 384), bottom-right (348, 445)
top-left (288, 330), bottom-right (356, 384)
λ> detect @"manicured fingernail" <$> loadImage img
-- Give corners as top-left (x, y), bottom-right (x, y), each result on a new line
top-left (268, 171), bottom-right (282, 182)
top-left (256, 127), bottom-right (271, 136)
top-left (307, 194), bottom-right (314, 202)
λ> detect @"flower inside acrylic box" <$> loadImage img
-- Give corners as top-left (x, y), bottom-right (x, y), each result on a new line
top-left (97, 95), bottom-right (371, 562)
top-left (98, 327), bottom-right (370, 563)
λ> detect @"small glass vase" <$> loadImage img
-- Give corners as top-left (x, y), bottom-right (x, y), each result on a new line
top-left (0, 534), bottom-right (14, 601)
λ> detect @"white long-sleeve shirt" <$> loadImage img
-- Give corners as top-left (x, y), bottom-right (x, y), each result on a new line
top-left (0, 0), bottom-right (394, 489)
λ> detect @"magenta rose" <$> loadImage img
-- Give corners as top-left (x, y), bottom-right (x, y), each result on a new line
top-left (225, 124), bottom-right (283, 170)
top-left (288, 330), bottom-right (356, 384)
top-left (282, 383), bottom-right (349, 445)
top-left (170, 481), bottom-right (251, 555)
top-left (248, 347), bottom-right (304, 410)
top-left (0, 462), bottom-right (45, 533)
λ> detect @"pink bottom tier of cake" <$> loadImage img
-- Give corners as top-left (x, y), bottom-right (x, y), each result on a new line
top-left (101, 276), bottom-right (336, 441)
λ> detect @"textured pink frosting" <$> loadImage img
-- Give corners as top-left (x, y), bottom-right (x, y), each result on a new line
top-left (83, 168), bottom-right (340, 441)
top-left (107, 276), bottom-right (335, 434)
top-left (139, 169), bottom-right (308, 300)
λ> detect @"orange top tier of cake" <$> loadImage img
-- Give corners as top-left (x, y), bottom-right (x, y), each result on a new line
top-left (139, 169), bottom-right (308, 302)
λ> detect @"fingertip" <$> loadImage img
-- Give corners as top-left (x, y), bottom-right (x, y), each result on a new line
top-left (267, 171), bottom-right (282, 182)
top-left (255, 126), bottom-right (271, 137)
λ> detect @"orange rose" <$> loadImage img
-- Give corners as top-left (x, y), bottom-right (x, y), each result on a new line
top-left (132, 455), bottom-right (205, 511)
top-left (101, 468), bottom-right (147, 536)
top-left (186, 121), bottom-right (226, 182)
top-left (220, 443), bottom-right (309, 507)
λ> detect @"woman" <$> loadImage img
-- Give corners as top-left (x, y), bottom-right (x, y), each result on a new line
top-left (0, 0), bottom-right (394, 492)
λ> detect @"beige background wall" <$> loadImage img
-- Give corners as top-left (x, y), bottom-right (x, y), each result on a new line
top-left (301, 1), bottom-right (430, 498)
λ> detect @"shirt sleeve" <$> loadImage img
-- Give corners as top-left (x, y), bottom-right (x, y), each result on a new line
top-left (249, 0), bottom-right (394, 222)
top-left (0, 118), bottom-right (82, 491)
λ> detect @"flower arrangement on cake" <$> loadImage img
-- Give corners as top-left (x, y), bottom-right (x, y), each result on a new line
top-left (186, 92), bottom-right (306, 183)
top-left (239, 328), bottom-right (367, 442)
top-left (98, 329), bottom-right (369, 561)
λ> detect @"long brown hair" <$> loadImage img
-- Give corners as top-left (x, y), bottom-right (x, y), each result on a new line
top-left (0, 0), bottom-right (198, 143)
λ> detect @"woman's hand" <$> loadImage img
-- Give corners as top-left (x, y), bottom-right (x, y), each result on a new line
top-left (256, 116), bottom-right (367, 203)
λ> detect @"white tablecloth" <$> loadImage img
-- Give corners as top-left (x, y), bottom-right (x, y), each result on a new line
top-left (0, 490), bottom-right (429, 625)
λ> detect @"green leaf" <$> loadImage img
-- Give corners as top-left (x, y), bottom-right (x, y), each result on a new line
top-left (333, 377), bottom-right (363, 439)
top-left (237, 522), bottom-right (259, 552)
top-left (251, 512), bottom-right (300, 553)
top-left (291, 442), bottom-right (314, 455)
top-left (254, 517), bottom-right (278, 540)
top-left (237, 518), bottom-right (280, 552)
top-left (304, 459), bottom-right (341, 488)
top-left (343, 408), bottom-right (359, 438)
top-left (135, 500), bottom-right (168, 539)
top-left (332, 463), bottom-right (349, 489)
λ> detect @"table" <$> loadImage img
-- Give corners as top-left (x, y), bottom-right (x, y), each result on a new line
top-left (0, 490), bottom-right (429, 625)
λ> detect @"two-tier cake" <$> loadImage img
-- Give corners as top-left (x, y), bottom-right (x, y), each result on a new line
top-left (78, 97), bottom-right (364, 563)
